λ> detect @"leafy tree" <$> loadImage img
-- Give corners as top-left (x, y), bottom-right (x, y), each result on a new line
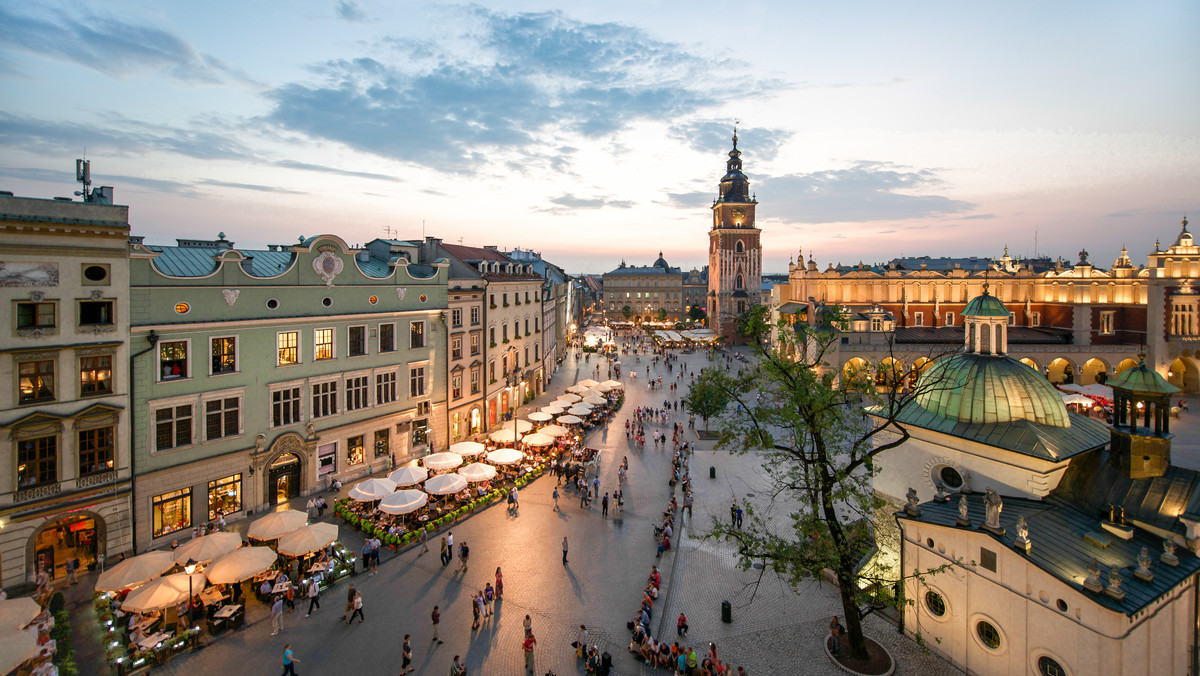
top-left (656, 308), bottom-right (668, 322)
top-left (622, 305), bottom-right (633, 321)
top-left (688, 305), bottom-right (706, 323)
top-left (692, 305), bottom-right (957, 661)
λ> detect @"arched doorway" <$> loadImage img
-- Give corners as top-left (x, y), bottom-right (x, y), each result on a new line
top-left (1169, 357), bottom-right (1200, 394)
top-left (29, 511), bottom-right (105, 582)
top-left (1081, 358), bottom-right (1110, 385)
top-left (1115, 358), bottom-right (1139, 376)
top-left (876, 357), bottom-right (904, 388)
top-left (1047, 358), bottom-right (1076, 384)
top-left (469, 407), bottom-right (482, 435)
top-left (268, 454), bottom-right (302, 506)
top-left (1019, 357), bottom-right (1040, 372)
top-left (842, 358), bottom-right (870, 391)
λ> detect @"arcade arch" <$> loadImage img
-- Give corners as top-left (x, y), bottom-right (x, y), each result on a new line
top-left (1168, 357), bottom-right (1200, 394)
top-left (1047, 358), bottom-right (1076, 385)
top-left (1080, 358), bottom-right (1110, 385)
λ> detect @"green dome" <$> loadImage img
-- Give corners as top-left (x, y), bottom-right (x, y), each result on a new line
top-left (914, 354), bottom-right (1069, 427)
top-left (1109, 361), bottom-right (1179, 395)
top-left (962, 290), bottom-right (1012, 318)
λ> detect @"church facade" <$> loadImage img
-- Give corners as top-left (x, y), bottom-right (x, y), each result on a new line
top-left (707, 131), bottom-right (762, 343)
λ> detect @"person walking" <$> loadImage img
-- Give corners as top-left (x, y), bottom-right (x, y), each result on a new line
top-left (449, 655), bottom-right (466, 676)
top-left (458, 541), bottom-right (470, 573)
top-left (562, 536), bottom-right (569, 564)
top-left (495, 567), bottom-right (504, 599)
top-left (339, 584), bottom-right (356, 621)
top-left (346, 589), bottom-right (364, 624)
top-left (552, 485), bottom-right (559, 511)
top-left (446, 532), bottom-right (454, 566)
top-left (401, 634), bottom-right (414, 674)
top-left (602, 492), bottom-right (609, 517)
top-left (431, 605), bottom-right (443, 644)
top-left (440, 536), bottom-right (449, 567)
top-left (270, 595), bottom-right (284, 636)
top-left (523, 631), bottom-right (538, 674)
top-left (735, 505), bottom-right (744, 529)
top-left (420, 527), bottom-right (429, 554)
top-left (280, 644), bottom-right (299, 675)
top-left (305, 579), bottom-right (319, 617)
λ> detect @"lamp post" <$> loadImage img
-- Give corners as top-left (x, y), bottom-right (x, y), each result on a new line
top-left (183, 558), bottom-right (198, 628)
top-left (506, 345), bottom-right (522, 448)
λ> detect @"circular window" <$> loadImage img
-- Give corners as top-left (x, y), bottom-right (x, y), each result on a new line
top-left (925, 538), bottom-right (935, 548)
top-left (1037, 656), bottom-right (1066, 676)
top-left (322, 297), bottom-right (332, 307)
top-left (419, 294), bottom-right (427, 303)
top-left (938, 465), bottom-right (963, 489)
top-left (976, 621), bottom-right (1002, 650)
top-left (1055, 599), bottom-right (1068, 612)
top-left (369, 295), bottom-right (378, 305)
top-left (84, 265), bottom-right (108, 282)
top-left (925, 591), bottom-right (946, 617)
top-left (266, 299), bottom-right (279, 310)
top-left (174, 302), bottom-right (190, 314)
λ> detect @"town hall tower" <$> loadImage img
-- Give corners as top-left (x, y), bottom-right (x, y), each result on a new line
top-left (707, 129), bottom-right (762, 342)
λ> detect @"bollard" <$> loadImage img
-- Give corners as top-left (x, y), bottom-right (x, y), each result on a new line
top-left (721, 600), bottom-right (732, 623)
top-left (709, 466), bottom-right (716, 479)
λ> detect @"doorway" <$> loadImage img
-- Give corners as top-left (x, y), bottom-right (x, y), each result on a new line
top-left (268, 454), bottom-right (301, 506)
top-left (35, 515), bottom-right (98, 581)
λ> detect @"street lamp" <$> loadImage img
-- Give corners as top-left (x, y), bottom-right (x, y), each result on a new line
top-left (183, 558), bottom-right (198, 628)
top-left (506, 345), bottom-right (522, 447)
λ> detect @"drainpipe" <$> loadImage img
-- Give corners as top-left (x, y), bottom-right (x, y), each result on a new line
top-left (893, 513), bottom-right (906, 636)
top-left (439, 310), bottom-right (449, 446)
top-left (128, 330), bottom-right (158, 554)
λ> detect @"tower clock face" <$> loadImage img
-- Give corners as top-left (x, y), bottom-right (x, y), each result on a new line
top-left (732, 207), bottom-right (745, 219)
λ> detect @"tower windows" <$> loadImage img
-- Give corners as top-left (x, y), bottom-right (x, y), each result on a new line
top-left (735, 274), bottom-right (744, 290)
top-left (736, 240), bottom-right (744, 253)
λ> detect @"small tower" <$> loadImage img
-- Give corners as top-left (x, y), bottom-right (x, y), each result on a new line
top-left (961, 282), bottom-right (1012, 355)
top-left (707, 127), bottom-right (762, 343)
top-left (1108, 357), bottom-right (1180, 479)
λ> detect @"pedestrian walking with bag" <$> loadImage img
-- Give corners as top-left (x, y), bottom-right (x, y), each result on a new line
top-left (400, 634), bottom-right (414, 674)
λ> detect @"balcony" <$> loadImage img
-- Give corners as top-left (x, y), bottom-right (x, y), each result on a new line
top-left (78, 470), bottom-right (117, 489)
top-left (14, 482), bottom-right (61, 504)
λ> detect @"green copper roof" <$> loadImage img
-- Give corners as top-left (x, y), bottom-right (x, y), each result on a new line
top-left (915, 353), bottom-right (1069, 427)
top-left (1109, 361), bottom-right (1180, 395)
top-left (962, 290), bottom-right (1012, 318)
top-left (882, 404), bottom-right (1108, 461)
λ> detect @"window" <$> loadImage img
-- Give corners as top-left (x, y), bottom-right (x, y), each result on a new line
top-left (503, 325), bottom-right (509, 342)
top-left (452, 374), bottom-right (462, 400)
top-left (452, 308), bottom-right (462, 327)
top-left (452, 337), bottom-right (462, 361)
top-left (277, 331), bottom-right (299, 366)
top-left (490, 294), bottom-right (496, 308)
top-left (314, 328), bottom-right (334, 360)
top-left (937, 466), bottom-right (963, 489)
top-left (534, 344), bottom-right (540, 360)
top-left (272, 386), bottom-right (301, 427)
top-left (346, 375), bottom-right (369, 411)
top-left (924, 591), bottom-right (946, 617)
top-left (870, 317), bottom-right (883, 332)
top-left (312, 380), bottom-right (339, 418)
top-left (207, 474), bottom-right (242, 520)
top-left (502, 293), bottom-right (508, 306)
top-left (410, 321), bottom-right (425, 349)
top-left (409, 366), bottom-right (426, 398)
top-left (16, 301), bottom-right (55, 329)
top-left (159, 341), bottom-right (188, 380)
top-left (975, 620), bottom-right (1001, 650)
top-left (347, 434), bottom-right (364, 466)
top-left (211, 337), bottom-right (237, 374)
top-left (524, 319), bottom-right (530, 335)
top-left (1031, 311), bottom-right (1041, 327)
top-left (152, 488), bottom-right (191, 539)
top-left (1037, 656), bottom-right (1066, 676)
top-left (18, 359), bottom-right (55, 404)
top-left (980, 547), bottom-right (997, 572)
top-left (524, 346), bottom-right (529, 366)
top-left (470, 306), bottom-right (480, 325)
top-left (204, 397), bottom-right (240, 441)
top-left (78, 426), bottom-right (114, 475)
top-left (76, 354), bottom-right (111, 397)
top-left (155, 404), bottom-right (193, 451)
top-left (736, 274), bottom-right (744, 290)
top-left (489, 361), bottom-right (495, 382)
top-left (78, 300), bottom-right (113, 326)
top-left (490, 327), bottom-right (496, 344)
top-left (412, 417), bottom-right (428, 446)
top-left (82, 264), bottom-right (109, 284)
top-left (348, 326), bottom-right (367, 356)
top-left (470, 368), bottom-right (480, 394)
top-left (374, 427), bottom-right (388, 461)
top-left (17, 436), bottom-right (56, 487)
top-left (379, 323), bottom-right (395, 352)
top-left (317, 442), bottom-right (335, 476)
top-left (1099, 311), bottom-right (1114, 335)
top-left (376, 371), bottom-right (397, 405)
top-left (470, 334), bottom-right (480, 355)
top-left (944, 312), bottom-right (954, 326)
top-left (525, 292), bottom-right (530, 303)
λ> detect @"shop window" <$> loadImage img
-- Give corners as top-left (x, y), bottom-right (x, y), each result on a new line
top-left (314, 328), bottom-right (334, 360)
top-left (272, 386), bottom-right (301, 427)
top-left (346, 375), bottom-right (369, 411)
top-left (374, 429), bottom-right (389, 458)
top-left (204, 397), bottom-right (241, 441)
top-left (17, 435), bottom-right (57, 487)
top-left (152, 488), bottom-right (192, 539)
top-left (312, 380), bottom-right (339, 418)
top-left (410, 365), bottom-right (426, 398)
top-left (19, 359), bottom-right (56, 403)
top-left (159, 341), bottom-right (188, 380)
top-left (155, 404), bottom-right (193, 451)
top-left (78, 300), bottom-right (113, 326)
top-left (317, 442), bottom-right (336, 476)
top-left (16, 301), bottom-right (55, 330)
top-left (412, 418), bottom-right (428, 447)
top-left (379, 323), bottom-right (395, 352)
top-left (376, 371), bottom-right (397, 405)
top-left (348, 326), bottom-right (367, 357)
top-left (78, 426), bottom-right (114, 475)
top-left (410, 321), bottom-right (425, 349)
top-left (347, 435), bottom-right (365, 466)
top-left (207, 474), bottom-right (242, 520)
top-left (211, 336), bottom-right (237, 374)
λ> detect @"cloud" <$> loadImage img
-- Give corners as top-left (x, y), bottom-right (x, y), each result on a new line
top-left (757, 161), bottom-right (975, 223)
top-left (0, 165), bottom-right (198, 196)
top-left (335, 1), bottom-right (366, 22)
top-left (198, 179), bottom-right (302, 194)
top-left (668, 121), bottom-right (792, 162)
top-left (664, 191), bottom-right (712, 209)
top-left (536, 192), bottom-right (635, 214)
top-left (0, 6), bottom-right (226, 82)
top-left (267, 8), bottom-right (772, 173)
top-left (0, 112), bottom-right (253, 161)
top-left (272, 160), bottom-right (400, 182)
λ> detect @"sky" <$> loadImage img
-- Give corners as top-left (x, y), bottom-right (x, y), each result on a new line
top-left (0, 1), bottom-right (1196, 274)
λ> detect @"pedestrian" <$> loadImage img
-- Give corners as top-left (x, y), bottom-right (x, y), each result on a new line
top-left (420, 527), bottom-right (429, 554)
top-left (305, 579), bottom-right (319, 617)
top-left (347, 590), bottom-right (364, 624)
top-left (829, 616), bottom-right (844, 657)
top-left (562, 536), bottom-right (568, 564)
top-left (736, 505), bottom-right (744, 529)
top-left (64, 557), bottom-right (77, 585)
top-left (285, 584), bottom-right (296, 613)
top-left (446, 532), bottom-right (454, 565)
top-left (574, 625), bottom-right (588, 658)
top-left (523, 631), bottom-right (537, 674)
top-left (440, 536), bottom-right (449, 566)
top-left (431, 605), bottom-right (443, 644)
top-left (369, 536), bottom-right (380, 575)
top-left (579, 484), bottom-right (588, 508)
top-left (449, 655), bottom-right (466, 676)
top-left (495, 566), bottom-right (504, 599)
top-left (602, 492), bottom-right (609, 516)
top-left (340, 584), bottom-right (356, 621)
top-left (677, 612), bottom-right (689, 636)
top-left (471, 593), bottom-right (481, 630)
top-left (280, 644), bottom-right (299, 676)
top-left (730, 502), bottom-right (737, 527)
top-left (552, 485), bottom-right (559, 511)
top-left (523, 614), bottom-right (532, 634)
top-left (401, 634), bottom-right (414, 674)
top-left (270, 595), bottom-right (284, 635)
top-left (458, 541), bottom-right (470, 572)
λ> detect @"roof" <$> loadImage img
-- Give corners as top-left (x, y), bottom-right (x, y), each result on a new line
top-left (898, 494), bottom-right (1200, 617)
top-left (962, 290), bottom-right (1012, 318)
top-left (1109, 361), bottom-right (1180, 395)
top-left (441, 243), bottom-right (508, 263)
top-left (883, 404), bottom-right (1110, 461)
top-left (914, 353), bottom-right (1071, 427)
top-left (604, 265), bottom-right (681, 276)
top-left (1053, 446), bottom-right (1200, 532)
top-left (894, 326), bottom-right (1072, 345)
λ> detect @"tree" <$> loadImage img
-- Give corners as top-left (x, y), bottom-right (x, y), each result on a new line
top-left (688, 305), bottom-right (706, 323)
top-left (691, 305), bottom-right (956, 661)
top-left (682, 368), bottom-right (731, 431)
top-left (656, 308), bottom-right (668, 322)
top-left (621, 305), bottom-right (633, 321)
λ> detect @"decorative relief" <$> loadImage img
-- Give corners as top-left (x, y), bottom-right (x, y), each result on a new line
top-left (0, 262), bottom-right (58, 287)
top-left (77, 471), bottom-right (116, 489)
top-left (312, 252), bottom-right (344, 286)
top-left (396, 287), bottom-right (408, 301)
top-left (14, 482), bottom-right (61, 503)
top-left (222, 289), bottom-right (240, 307)
top-left (77, 347), bottom-right (117, 357)
top-left (89, 289), bottom-right (104, 300)
top-left (29, 291), bottom-right (44, 301)
top-left (14, 351), bottom-right (57, 362)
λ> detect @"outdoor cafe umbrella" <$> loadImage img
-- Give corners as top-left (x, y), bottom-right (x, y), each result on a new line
top-left (457, 463), bottom-right (498, 483)
top-left (378, 489), bottom-right (429, 515)
top-left (204, 546), bottom-right (279, 584)
top-left (592, 382), bottom-right (613, 392)
top-left (0, 598), bottom-right (40, 630)
top-left (522, 433), bottom-right (555, 447)
top-left (277, 522), bottom-right (339, 557)
top-left (601, 380), bottom-right (623, 390)
top-left (173, 532), bottom-right (243, 564)
top-left (558, 393), bottom-right (582, 403)
top-left (1061, 393), bottom-right (1095, 406)
top-left (0, 626), bottom-right (39, 675)
top-left (247, 509), bottom-right (308, 541)
top-left (557, 414), bottom-right (583, 425)
top-left (489, 429), bottom-right (525, 444)
top-left (528, 411), bottom-right (553, 422)
top-left (121, 572), bottom-right (208, 612)
top-left (450, 441), bottom-right (487, 456)
top-left (540, 406), bottom-right (565, 415)
top-left (388, 465), bottom-right (429, 486)
top-left (577, 379), bottom-right (600, 388)
top-left (582, 394), bottom-right (607, 405)
top-left (539, 424), bottom-right (569, 437)
top-left (568, 405), bottom-right (593, 416)
top-left (487, 448), bottom-right (525, 466)
top-left (566, 384), bottom-right (591, 394)
top-left (424, 473), bottom-right (469, 496)
top-left (349, 477), bottom-right (397, 501)
top-left (422, 452), bottom-right (465, 470)
top-left (95, 550), bottom-right (178, 592)
top-left (498, 419), bottom-right (534, 434)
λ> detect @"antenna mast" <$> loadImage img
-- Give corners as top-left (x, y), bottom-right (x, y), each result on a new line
top-left (75, 159), bottom-right (91, 201)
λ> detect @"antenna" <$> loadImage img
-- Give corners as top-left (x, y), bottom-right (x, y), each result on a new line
top-left (381, 225), bottom-right (398, 239)
top-left (75, 159), bottom-right (91, 201)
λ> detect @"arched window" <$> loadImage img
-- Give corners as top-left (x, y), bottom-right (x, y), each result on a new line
top-left (735, 240), bottom-right (744, 253)
top-left (736, 274), bottom-right (744, 290)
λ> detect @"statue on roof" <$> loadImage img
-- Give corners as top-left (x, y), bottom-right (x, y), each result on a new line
top-left (983, 488), bottom-right (1004, 533)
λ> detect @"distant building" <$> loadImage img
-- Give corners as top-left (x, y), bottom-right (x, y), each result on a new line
top-left (601, 254), bottom-right (684, 322)
top-left (708, 130), bottom-right (762, 342)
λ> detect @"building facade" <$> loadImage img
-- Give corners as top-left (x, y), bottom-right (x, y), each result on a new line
top-left (0, 193), bottom-right (133, 590)
top-left (601, 255), bottom-right (684, 323)
top-left (128, 234), bottom-right (448, 551)
top-left (708, 131), bottom-right (762, 342)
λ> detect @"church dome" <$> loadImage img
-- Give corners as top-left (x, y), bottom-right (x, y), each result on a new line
top-left (653, 252), bottom-right (669, 270)
top-left (962, 288), bottom-right (1011, 318)
top-left (914, 354), bottom-right (1070, 427)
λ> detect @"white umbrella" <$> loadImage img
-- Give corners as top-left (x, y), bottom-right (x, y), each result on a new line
top-left (457, 463), bottom-right (498, 483)
top-left (592, 383), bottom-right (613, 392)
top-left (0, 598), bottom-right (40, 630)
top-left (425, 474), bottom-right (469, 495)
top-left (539, 424), bottom-right (569, 437)
top-left (550, 399), bottom-right (575, 408)
top-left (422, 452), bottom-right (464, 470)
top-left (450, 441), bottom-right (487, 456)
top-left (557, 415), bottom-right (583, 425)
top-left (121, 572), bottom-right (207, 612)
top-left (540, 406), bottom-right (565, 415)
top-left (0, 627), bottom-right (39, 675)
top-left (1061, 393), bottom-right (1094, 406)
top-left (522, 433), bottom-right (555, 447)
top-left (205, 546), bottom-right (279, 584)
top-left (568, 406), bottom-right (593, 416)
top-left (248, 509), bottom-right (308, 541)
top-left (277, 523), bottom-right (339, 557)
top-left (528, 411), bottom-right (553, 422)
top-left (577, 379), bottom-right (600, 388)
top-left (582, 394), bottom-right (606, 405)
top-left (349, 477), bottom-right (397, 501)
top-left (388, 465), bottom-right (429, 486)
top-left (489, 429), bottom-right (525, 444)
top-left (498, 419), bottom-right (534, 434)
top-left (378, 489), bottom-right (429, 515)
top-left (173, 532), bottom-right (242, 564)
top-left (559, 393), bottom-right (582, 403)
top-left (95, 550), bottom-right (177, 592)
top-left (487, 448), bottom-right (525, 466)
top-left (602, 380), bottom-right (623, 390)
top-left (566, 384), bottom-right (591, 394)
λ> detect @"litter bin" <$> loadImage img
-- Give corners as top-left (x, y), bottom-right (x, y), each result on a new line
top-left (721, 600), bottom-right (732, 623)
top-left (709, 466), bottom-right (716, 479)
